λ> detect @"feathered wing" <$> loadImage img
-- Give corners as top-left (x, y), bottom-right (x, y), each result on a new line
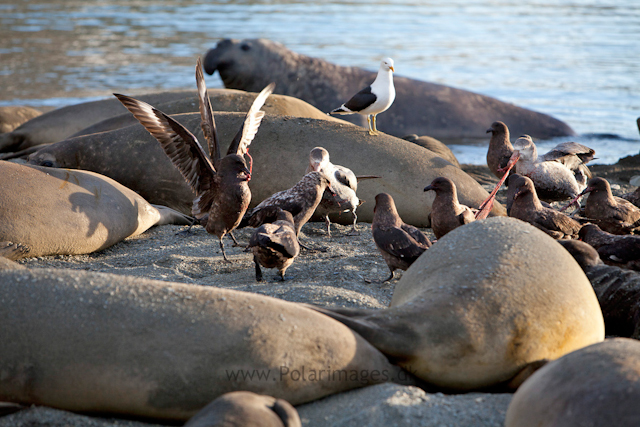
top-left (400, 223), bottom-right (432, 248)
top-left (227, 82), bottom-right (276, 156)
top-left (334, 167), bottom-right (358, 191)
top-left (113, 93), bottom-right (216, 198)
top-left (543, 141), bottom-right (595, 179)
top-left (374, 226), bottom-right (429, 261)
top-left (195, 56), bottom-right (221, 165)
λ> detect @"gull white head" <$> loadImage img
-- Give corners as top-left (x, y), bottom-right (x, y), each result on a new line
top-left (380, 58), bottom-right (395, 73)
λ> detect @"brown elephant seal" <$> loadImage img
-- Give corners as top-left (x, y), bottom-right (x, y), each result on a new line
top-left (28, 113), bottom-right (505, 224)
top-left (203, 38), bottom-right (576, 142)
top-left (308, 217), bottom-right (604, 391)
top-left (0, 268), bottom-right (396, 421)
top-left (0, 106), bottom-right (42, 134)
top-left (0, 91), bottom-right (194, 153)
top-left (68, 89), bottom-right (346, 140)
top-left (506, 338), bottom-right (640, 427)
top-left (0, 161), bottom-right (191, 258)
top-left (184, 392), bottom-right (300, 427)
top-left (402, 134), bottom-right (461, 168)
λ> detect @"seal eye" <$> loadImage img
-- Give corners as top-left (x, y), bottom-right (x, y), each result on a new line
top-left (41, 161), bottom-right (54, 167)
top-left (240, 44), bottom-right (251, 52)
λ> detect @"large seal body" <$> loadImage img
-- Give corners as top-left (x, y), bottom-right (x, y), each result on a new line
top-left (203, 38), bottom-right (576, 142)
top-left (0, 161), bottom-right (188, 257)
top-left (0, 268), bottom-right (395, 421)
top-left (310, 217), bottom-right (604, 390)
top-left (29, 113), bottom-right (505, 224)
top-left (506, 338), bottom-right (640, 427)
top-left (0, 91), bottom-right (194, 153)
top-left (68, 89), bottom-right (346, 140)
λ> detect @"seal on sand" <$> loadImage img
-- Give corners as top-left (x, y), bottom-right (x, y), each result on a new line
top-left (184, 392), bottom-right (301, 427)
top-left (505, 338), bottom-right (640, 427)
top-left (0, 161), bottom-right (191, 258)
top-left (402, 134), bottom-right (460, 168)
top-left (29, 112), bottom-right (506, 225)
top-left (308, 217), bottom-right (604, 391)
top-left (0, 91), bottom-right (195, 153)
top-left (0, 106), bottom-right (42, 134)
top-left (203, 38), bottom-right (576, 141)
top-left (0, 268), bottom-right (396, 421)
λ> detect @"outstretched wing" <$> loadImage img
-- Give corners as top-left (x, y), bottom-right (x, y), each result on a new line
top-left (195, 56), bottom-right (221, 166)
top-left (114, 93), bottom-right (216, 197)
top-left (227, 82), bottom-right (275, 156)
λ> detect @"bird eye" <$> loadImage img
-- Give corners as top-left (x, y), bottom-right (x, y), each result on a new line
top-left (241, 44), bottom-right (251, 51)
top-left (41, 161), bottom-right (53, 167)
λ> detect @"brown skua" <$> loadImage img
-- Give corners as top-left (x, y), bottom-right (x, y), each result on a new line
top-left (508, 175), bottom-right (581, 239)
top-left (423, 177), bottom-right (476, 239)
top-left (247, 208), bottom-right (300, 281)
top-left (577, 177), bottom-right (640, 234)
top-left (371, 193), bottom-right (432, 282)
top-left (115, 58), bottom-right (275, 261)
top-left (579, 223), bottom-right (640, 270)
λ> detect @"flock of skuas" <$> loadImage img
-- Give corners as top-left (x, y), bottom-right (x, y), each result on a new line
top-left (117, 56), bottom-right (640, 283)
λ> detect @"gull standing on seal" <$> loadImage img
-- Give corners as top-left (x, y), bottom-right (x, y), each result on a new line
top-left (115, 57), bottom-right (275, 262)
top-left (305, 147), bottom-right (379, 236)
top-left (329, 58), bottom-right (395, 135)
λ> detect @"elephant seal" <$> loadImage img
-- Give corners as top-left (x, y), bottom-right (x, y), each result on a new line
top-left (506, 338), bottom-right (640, 427)
top-left (0, 106), bottom-right (42, 134)
top-left (402, 134), bottom-right (461, 168)
top-left (28, 113), bottom-right (505, 224)
top-left (184, 392), bottom-right (300, 427)
top-left (0, 161), bottom-right (191, 258)
top-left (0, 91), bottom-right (194, 153)
top-left (0, 268), bottom-right (396, 421)
top-left (203, 38), bottom-right (576, 142)
top-left (308, 217), bottom-right (604, 391)
top-left (68, 89), bottom-right (346, 140)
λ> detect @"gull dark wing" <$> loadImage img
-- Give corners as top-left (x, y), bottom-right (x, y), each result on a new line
top-left (343, 86), bottom-right (377, 112)
top-left (227, 82), bottom-right (275, 156)
top-left (114, 93), bottom-right (216, 197)
top-left (195, 56), bottom-right (221, 166)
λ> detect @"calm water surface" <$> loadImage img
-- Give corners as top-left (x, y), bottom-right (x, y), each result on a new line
top-left (1, 0), bottom-right (639, 164)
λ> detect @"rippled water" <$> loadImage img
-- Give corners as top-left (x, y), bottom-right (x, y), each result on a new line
top-left (1, 0), bottom-right (639, 164)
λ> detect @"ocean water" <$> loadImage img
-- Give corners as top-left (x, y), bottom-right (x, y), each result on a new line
top-left (1, 0), bottom-right (639, 164)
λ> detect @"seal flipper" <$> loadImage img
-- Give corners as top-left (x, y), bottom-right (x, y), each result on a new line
top-left (150, 204), bottom-right (194, 226)
top-left (0, 241), bottom-right (31, 261)
top-left (301, 304), bottom-right (419, 361)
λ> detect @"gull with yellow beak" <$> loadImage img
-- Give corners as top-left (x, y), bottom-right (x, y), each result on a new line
top-left (330, 58), bottom-right (396, 135)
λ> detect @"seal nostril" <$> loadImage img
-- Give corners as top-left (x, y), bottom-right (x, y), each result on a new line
top-left (41, 161), bottom-right (53, 167)
top-left (240, 43), bottom-right (250, 52)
